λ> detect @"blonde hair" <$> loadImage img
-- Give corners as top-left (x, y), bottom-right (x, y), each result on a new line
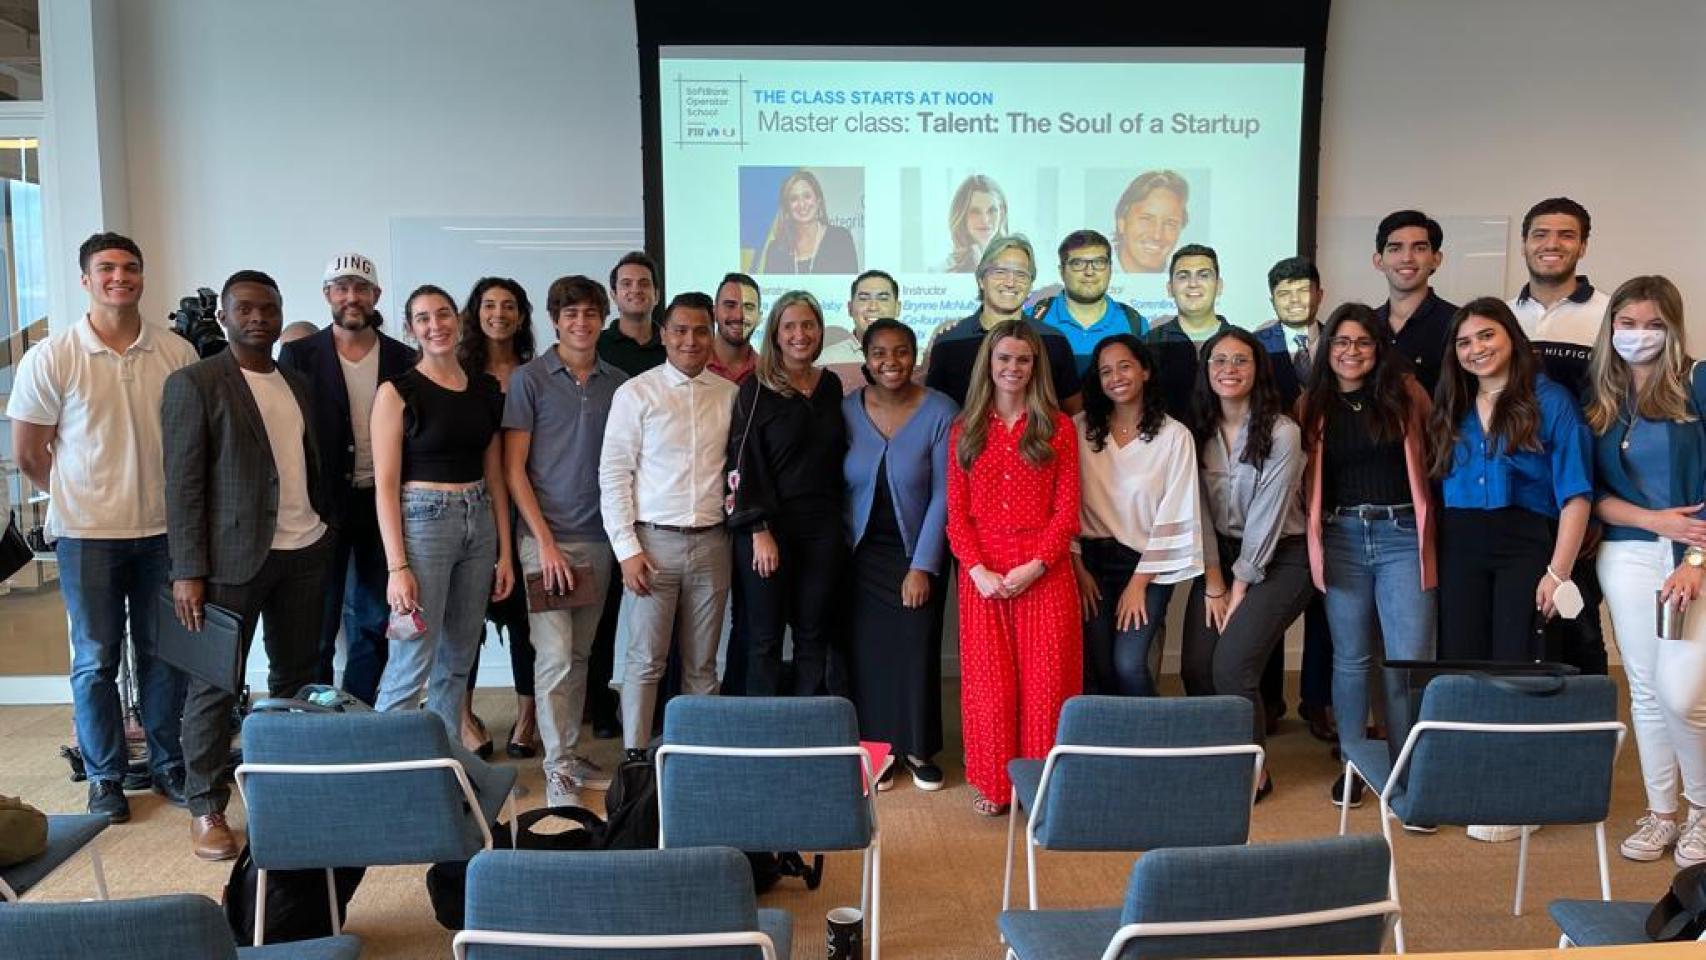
top-left (754, 290), bottom-right (825, 397)
top-left (956, 318), bottom-right (1060, 470)
top-left (1585, 275), bottom-right (1692, 434)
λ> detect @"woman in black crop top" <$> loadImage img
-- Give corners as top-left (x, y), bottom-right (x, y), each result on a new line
top-left (371, 284), bottom-right (513, 735)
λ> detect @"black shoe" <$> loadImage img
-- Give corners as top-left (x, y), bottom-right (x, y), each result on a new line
top-left (505, 724), bottom-right (536, 759)
top-left (907, 757), bottom-right (945, 792)
top-left (1329, 773), bottom-right (1365, 808)
top-left (88, 779), bottom-right (130, 823)
top-left (623, 748), bottom-right (648, 765)
top-left (151, 766), bottom-right (188, 807)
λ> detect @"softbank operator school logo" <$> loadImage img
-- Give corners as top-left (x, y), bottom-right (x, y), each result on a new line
top-left (674, 75), bottom-right (745, 146)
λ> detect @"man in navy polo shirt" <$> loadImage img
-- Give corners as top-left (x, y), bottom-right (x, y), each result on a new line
top-left (1372, 210), bottom-right (1457, 394)
top-left (1032, 229), bottom-right (1146, 377)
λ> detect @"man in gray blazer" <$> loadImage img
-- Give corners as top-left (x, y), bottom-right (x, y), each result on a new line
top-left (163, 270), bottom-right (333, 861)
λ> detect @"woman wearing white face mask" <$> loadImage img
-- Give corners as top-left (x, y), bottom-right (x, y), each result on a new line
top-left (1586, 275), bottom-right (1706, 867)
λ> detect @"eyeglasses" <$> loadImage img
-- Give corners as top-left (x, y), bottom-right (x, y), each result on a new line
top-left (1329, 336), bottom-right (1378, 353)
top-left (1207, 354), bottom-right (1251, 369)
top-left (984, 266), bottom-right (1032, 283)
top-left (1065, 256), bottom-right (1111, 273)
top-left (853, 291), bottom-right (894, 303)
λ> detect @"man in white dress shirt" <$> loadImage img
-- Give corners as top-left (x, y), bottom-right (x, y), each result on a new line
top-left (598, 292), bottom-right (737, 755)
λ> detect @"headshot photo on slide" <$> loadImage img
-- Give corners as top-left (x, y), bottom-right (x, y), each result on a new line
top-left (942, 173), bottom-right (1008, 272)
top-left (743, 166), bottom-right (864, 275)
top-left (1110, 168), bottom-right (1194, 273)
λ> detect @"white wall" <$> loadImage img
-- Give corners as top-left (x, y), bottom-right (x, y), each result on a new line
top-left (1318, 0), bottom-right (1706, 330)
top-left (118, 0), bottom-right (643, 325)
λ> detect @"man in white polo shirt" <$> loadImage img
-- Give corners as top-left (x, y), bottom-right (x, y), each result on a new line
top-left (7, 232), bottom-right (197, 824)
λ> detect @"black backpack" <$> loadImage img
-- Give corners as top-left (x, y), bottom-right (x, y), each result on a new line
top-left (223, 845), bottom-right (365, 944)
top-left (601, 749), bottom-right (660, 850)
top-left (427, 807), bottom-right (607, 930)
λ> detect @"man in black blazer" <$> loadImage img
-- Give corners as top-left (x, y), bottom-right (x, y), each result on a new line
top-left (164, 270), bottom-right (333, 861)
top-left (277, 253), bottom-right (414, 704)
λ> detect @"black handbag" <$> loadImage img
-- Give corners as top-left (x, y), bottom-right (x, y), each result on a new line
top-left (0, 511), bottom-right (33, 583)
top-left (1381, 659), bottom-right (1579, 770)
top-left (1649, 863), bottom-right (1706, 941)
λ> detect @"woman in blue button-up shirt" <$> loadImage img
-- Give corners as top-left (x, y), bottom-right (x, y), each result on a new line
top-left (843, 318), bottom-right (959, 790)
top-left (1426, 297), bottom-right (1593, 663)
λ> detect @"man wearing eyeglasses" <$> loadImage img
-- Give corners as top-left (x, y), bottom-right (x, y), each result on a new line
top-left (824, 269), bottom-right (903, 396)
top-left (1031, 229), bottom-right (1147, 377)
top-left (1144, 244), bottom-right (1232, 434)
top-left (924, 234), bottom-right (1081, 411)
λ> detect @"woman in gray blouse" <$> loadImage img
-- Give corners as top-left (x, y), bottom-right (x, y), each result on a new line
top-left (1182, 327), bottom-right (1314, 801)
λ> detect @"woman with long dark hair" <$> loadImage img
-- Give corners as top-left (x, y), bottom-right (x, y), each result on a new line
top-left (372, 285), bottom-right (513, 733)
top-left (1427, 297), bottom-right (1592, 664)
top-left (1298, 303), bottom-right (1436, 806)
top-left (757, 170), bottom-right (859, 275)
top-left (724, 291), bottom-right (849, 695)
top-left (947, 318), bottom-right (1080, 816)
top-left (1585, 276), bottom-right (1706, 865)
top-left (1182, 327), bottom-right (1313, 799)
top-left (454, 277), bottom-right (537, 758)
top-left (1072, 334), bottom-right (1202, 696)
top-left (843, 318), bottom-right (959, 790)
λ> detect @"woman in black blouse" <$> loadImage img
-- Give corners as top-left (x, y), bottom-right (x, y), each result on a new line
top-left (725, 290), bottom-right (849, 695)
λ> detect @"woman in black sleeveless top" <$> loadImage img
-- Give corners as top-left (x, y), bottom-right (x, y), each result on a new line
top-left (371, 284), bottom-right (513, 735)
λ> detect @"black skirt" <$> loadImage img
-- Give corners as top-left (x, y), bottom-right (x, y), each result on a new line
top-left (850, 457), bottom-right (944, 759)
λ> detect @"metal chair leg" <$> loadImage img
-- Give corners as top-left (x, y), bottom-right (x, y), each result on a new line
top-left (1514, 825), bottom-right (1531, 916)
top-left (1001, 786), bottom-right (1017, 913)
top-left (254, 868), bottom-right (269, 947)
top-left (326, 868), bottom-right (340, 935)
top-left (1595, 821), bottom-right (1611, 900)
top-left (88, 846), bottom-right (109, 900)
top-left (869, 835), bottom-right (882, 960)
top-left (1338, 761), bottom-right (1353, 836)
top-left (1378, 796), bottom-right (1405, 955)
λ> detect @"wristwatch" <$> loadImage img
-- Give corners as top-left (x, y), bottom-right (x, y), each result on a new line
top-left (1686, 548), bottom-right (1706, 568)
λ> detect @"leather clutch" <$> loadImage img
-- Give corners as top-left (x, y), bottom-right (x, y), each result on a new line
top-left (524, 566), bottom-right (598, 612)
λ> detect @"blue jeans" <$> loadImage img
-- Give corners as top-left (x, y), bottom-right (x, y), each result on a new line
top-left (375, 485), bottom-right (497, 738)
top-left (1079, 538), bottom-right (1172, 697)
top-left (55, 535), bottom-right (185, 782)
top-left (1322, 511), bottom-right (1437, 752)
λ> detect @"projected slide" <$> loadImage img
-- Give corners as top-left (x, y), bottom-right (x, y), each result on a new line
top-left (658, 47), bottom-right (1306, 346)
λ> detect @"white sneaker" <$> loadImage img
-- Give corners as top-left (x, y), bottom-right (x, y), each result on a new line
top-left (1468, 824), bottom-right (1536, 843)
top-left (1676, 810), bottom-right (1706, 867)
top-left (566, 755), bottom-right (612, 791)
top-left (1621, 813), bottom-right (1681, 861)
top-left (545, 770), bottom-right (582, 808)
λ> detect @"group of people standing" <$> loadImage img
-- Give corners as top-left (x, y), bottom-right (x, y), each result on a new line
top-left (10, 192), bottom-right (1704, 873)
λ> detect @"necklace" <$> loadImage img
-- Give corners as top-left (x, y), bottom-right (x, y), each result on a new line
top-left (1479, 386), bottom-right (1506, 398)
top-left (1341, 393), bottom-right (1364, 412)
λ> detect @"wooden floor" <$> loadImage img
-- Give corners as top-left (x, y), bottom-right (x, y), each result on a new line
top-left (2, 675), bottom-right (1675, 959)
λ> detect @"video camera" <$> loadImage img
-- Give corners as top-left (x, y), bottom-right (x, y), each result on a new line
top-left (169, 288), bottom-right (226, 358)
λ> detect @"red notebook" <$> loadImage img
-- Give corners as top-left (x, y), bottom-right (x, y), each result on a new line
top-left (861, 740), bottom-right (892, 796)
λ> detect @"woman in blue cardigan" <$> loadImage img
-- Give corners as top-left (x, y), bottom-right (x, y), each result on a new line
top-left (1585, 276), bottom-right (1706, 867)
top-left (843, 318), bottom-right (958, 791)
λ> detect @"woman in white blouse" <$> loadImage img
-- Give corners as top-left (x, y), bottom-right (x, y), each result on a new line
top-left (1071, 335), bottom-right (1204, 695)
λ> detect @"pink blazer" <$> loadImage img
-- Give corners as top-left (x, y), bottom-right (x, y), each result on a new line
top-left (1302, 376), bottom-right (1437, 592)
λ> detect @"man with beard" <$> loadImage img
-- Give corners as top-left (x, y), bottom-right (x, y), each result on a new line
top-left (277, 253), bottom-right (415, 704)
top-left (1032, 229), bottom-right (1146, 377)
top-left (1507, 197), bottom-right (1612, 684)
top-left (598, 251), bottom-right (665, 376)
top-left (707, 272), bottom-right (760, 385)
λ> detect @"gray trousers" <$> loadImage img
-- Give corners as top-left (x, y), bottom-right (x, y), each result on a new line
top-left (520, 535), bottom-right (613, 777)
top-left (620, 525), bottom-right (730, 749)
top-left (181, 532), bottom-right (333, 816)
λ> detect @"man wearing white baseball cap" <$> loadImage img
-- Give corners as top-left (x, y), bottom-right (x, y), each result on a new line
top-left (278, 252), bottom-right (417, 703)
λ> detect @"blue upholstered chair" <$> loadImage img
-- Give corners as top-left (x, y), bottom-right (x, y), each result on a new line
top-left (0, 813), bottom-right (107, 902)
top-left (1004, 695), bottom-right (1262, 912)
top-left (454, 847), bottom-right (791, 959)
top-left (1339, 674), bottom-right (1625, 953)
top-left (234, 710), bottom-right (518, 946)
top-left (657, 696), bottom-right (878, 959)
top-left (0, 893), bottom-right (361, 959)
top-left (998, 835), bottom-right (1397, 960)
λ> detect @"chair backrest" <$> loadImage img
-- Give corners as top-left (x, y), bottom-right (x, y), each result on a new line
top-left (1034, 695), bottom-right (1257, 850)
top-left (240, 710), bottom-right (486, 869)
top-left (459, 847), bottom-right (770, 959)
top-left (658, 696), bottom-right (872, 852)
top-left (1111, 835), bottom-right (1395, 959)
top-left (1400, 675), bottom-right (1621, 827)
top-left (0, 894), bottom-right (239, 960)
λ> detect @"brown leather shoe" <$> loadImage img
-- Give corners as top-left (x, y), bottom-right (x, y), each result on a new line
top-left (191, 812), bottom-right (242, 861)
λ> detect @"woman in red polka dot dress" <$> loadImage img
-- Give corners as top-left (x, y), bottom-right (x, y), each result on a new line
top-left (946, 318), bottom-right (1082, 816)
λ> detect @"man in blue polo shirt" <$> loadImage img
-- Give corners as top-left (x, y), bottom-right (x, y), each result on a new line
top-left (1032, 229), bottom-right (1146, 376)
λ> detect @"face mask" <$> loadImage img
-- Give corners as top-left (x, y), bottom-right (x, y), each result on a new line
top-left (1612, 329), bottom-right (1666, 365)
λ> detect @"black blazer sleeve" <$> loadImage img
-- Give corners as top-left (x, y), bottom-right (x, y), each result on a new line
top-left (161, 368), bottom-right (212, 581)
top-left (725, 379), bottom-right (778, 531)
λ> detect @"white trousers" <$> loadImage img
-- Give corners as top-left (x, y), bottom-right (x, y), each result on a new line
top-left (1599, 539), bottom-right (1706, 813)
